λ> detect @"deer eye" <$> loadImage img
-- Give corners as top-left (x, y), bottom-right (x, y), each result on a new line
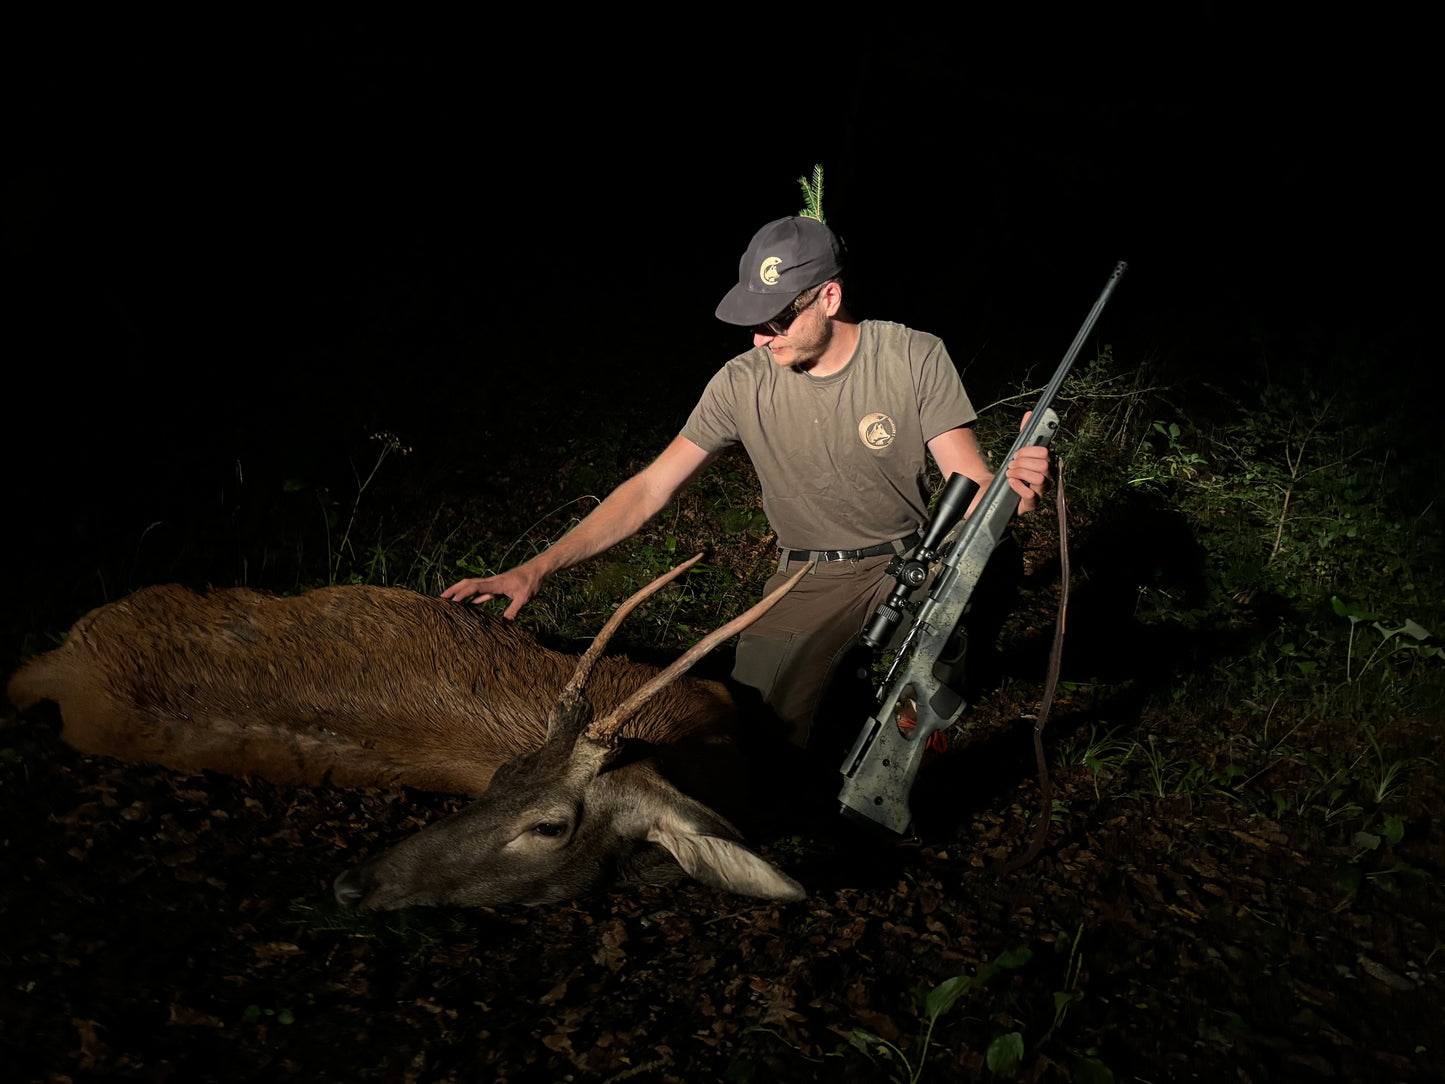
top-left (532, 822), bottom-right (567, 838)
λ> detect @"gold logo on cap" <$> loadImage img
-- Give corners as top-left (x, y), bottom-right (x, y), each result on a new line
top-left (759, 257), bottom-right (782, 285)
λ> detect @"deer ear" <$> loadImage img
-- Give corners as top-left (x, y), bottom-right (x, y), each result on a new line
top-left (607, 768), bottom-right (804, 901)
top-left (646, 818), bottom-right (806, 901)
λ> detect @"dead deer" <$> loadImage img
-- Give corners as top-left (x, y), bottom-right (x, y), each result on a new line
top-left (7, 555), bottom-right (812, 908)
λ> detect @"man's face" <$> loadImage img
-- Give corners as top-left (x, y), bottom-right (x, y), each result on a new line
top-left (753, 287), bottom-right (830, 370)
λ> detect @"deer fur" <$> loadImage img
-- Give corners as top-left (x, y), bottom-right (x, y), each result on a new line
top-left (7, 559), bottom-right (811, 908)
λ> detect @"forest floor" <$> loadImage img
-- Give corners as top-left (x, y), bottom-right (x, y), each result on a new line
top-left (3, 693), bottom-right (1441, 1083)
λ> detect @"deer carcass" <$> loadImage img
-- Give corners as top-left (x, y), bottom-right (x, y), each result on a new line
top-left (6, 555), bottom-right (810, 908)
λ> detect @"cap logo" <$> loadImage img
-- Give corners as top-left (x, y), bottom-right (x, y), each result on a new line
top-left (759, 257), bottom-right (782, 285)
top-left (859, 413), bottom-right (896, 450)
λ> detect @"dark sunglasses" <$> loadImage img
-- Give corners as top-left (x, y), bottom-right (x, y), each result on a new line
top-left (751, 287), bottom-right (823, 337)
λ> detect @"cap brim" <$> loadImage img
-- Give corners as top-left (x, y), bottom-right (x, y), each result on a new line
top-left (715, 281), bottom-right (798, 326)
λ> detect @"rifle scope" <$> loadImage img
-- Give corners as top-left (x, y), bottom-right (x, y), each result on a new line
top-left (861, 472), bottom-right (980, 649)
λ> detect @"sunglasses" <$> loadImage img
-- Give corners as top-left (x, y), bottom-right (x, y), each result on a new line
top-left (751, 287), bottom-right (824, 337)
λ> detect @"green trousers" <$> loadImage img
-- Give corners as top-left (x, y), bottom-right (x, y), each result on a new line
top-left (731, 553), bottom-right (896, 748)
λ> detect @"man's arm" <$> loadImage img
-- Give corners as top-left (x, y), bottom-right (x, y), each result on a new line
top-left (442, 436), bottom-right (716, 618)
top-left (927, 417), bottom-right (1050, 515)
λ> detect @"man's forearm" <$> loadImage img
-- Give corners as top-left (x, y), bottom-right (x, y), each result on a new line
top-left (525, 471), bottom-right (675, 578)
top-left (514, 435), bottom-right (713, 586)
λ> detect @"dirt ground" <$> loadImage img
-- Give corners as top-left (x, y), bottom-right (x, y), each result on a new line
top-left (4, 681), bottom-right (1440, 1083)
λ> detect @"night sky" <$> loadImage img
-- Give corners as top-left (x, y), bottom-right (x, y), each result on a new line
top-left (9, 16), bottom-right (1431, 608)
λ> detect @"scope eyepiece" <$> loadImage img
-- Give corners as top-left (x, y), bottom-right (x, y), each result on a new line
top-left (862, 602), bottom-right (904, 650)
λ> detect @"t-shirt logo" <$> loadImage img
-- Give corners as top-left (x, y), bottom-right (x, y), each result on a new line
top-left (759, 257), bottom-right (782, 285)
top-left (859, 412), bottom-right (896, 449)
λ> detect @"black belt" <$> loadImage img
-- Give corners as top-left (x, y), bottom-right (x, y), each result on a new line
top-left (780, 532), bottom-right (920, 566)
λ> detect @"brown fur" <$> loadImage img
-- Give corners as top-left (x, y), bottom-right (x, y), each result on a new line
top-left (6, 584), bottom-right (739, 797)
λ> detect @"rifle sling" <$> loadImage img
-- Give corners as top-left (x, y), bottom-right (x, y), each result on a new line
top-left (999, 456), bottom-right (1070, 875)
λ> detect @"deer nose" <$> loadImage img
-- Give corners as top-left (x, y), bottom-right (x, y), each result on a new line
top-left (333, 867), bottom-right (371, 909)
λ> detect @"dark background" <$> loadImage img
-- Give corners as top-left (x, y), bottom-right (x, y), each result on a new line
top-left (8, 15), bottom-right (1430, 634)
top-left (4, 23), bottom-right (1439, 1081)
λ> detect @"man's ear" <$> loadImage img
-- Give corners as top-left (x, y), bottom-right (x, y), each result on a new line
top-left (819, 279), bottom-right (844, 317)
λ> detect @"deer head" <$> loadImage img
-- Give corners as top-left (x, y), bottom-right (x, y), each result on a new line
top-left (333, 556), bottom-right (812, 909)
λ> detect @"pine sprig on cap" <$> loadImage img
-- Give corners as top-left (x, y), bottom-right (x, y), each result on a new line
top-left (797, 164), bottom-right (826, 223)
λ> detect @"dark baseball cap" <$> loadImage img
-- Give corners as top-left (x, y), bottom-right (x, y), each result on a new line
top-left (715, 216), bottom-right (846, 326)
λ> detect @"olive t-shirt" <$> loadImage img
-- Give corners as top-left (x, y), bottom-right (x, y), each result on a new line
top-left (680, 320), bottom-right (976, 552)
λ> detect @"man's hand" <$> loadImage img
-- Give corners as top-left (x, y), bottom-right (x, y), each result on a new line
top-left (441, 563), bottom-right (545, 620)
top-left (1007, 412), bottom-right (1052, 514)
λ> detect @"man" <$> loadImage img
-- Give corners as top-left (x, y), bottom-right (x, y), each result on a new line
top-left (443, 215), bottom-right (1050, 747)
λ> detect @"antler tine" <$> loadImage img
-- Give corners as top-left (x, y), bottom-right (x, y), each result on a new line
top-left (556, 552), bottom-right (705, 709)
top-left (586, 559), bottom-right (817, 743)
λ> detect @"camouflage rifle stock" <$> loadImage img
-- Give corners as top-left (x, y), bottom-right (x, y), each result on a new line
top-left (839, 261), bottom-right (1128, 835)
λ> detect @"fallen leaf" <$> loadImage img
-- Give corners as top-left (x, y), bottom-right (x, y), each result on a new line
top-left (252, 942), bottom-right (302, 961)
top-left (168, 1004), bottom-right (224, 1028)
top-left (1357, 954), bottom-right (1414, 991)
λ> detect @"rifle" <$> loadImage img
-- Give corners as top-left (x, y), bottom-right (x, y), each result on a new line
top-left (838, 261), bottom-right (1128, 835)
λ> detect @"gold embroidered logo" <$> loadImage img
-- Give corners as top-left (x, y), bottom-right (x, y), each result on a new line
top-left (759, 257), bottom-right (782, 285)
top-left (859, 412), bottom-right (896, 449)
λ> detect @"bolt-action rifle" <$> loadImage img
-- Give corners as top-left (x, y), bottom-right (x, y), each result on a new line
top-left (839, 261), bottom-right (1128, 835)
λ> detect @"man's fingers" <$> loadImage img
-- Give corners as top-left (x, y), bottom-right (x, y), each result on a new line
top-left (442, 579), bottom-right (491, 602)
top-left (1010, 447), bottom-right (1051, 485)
top-left (1007, 462), bottom-right (1048, 486)
top-left (1008, 422), bottom-right (1049, 513)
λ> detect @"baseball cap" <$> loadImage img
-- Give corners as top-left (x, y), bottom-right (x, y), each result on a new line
top-left (715, 216), bottom-right (846, 326)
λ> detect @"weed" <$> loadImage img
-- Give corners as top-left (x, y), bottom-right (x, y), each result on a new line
top-left (1137, 734), bottom-right (1175, 799)
top-left (329, 431), bottom-right (411, 586)
top-left (1334, 595), bottom-right (1442, 684)
top-left (849, 946), bottom-right (1033, 1083)
top-left (847, 932), bottom-right (1117, 1082)
top-left (1055, 723), bottom-right (1134, 800)
top-left (241, 1003), bottom-right (296, 1026)
top-left (1130, 420), bottom-right (1208, 485)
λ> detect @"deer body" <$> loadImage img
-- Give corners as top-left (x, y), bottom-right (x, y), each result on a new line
top-left (8, 583), bottom-right (737, 797)
top-left (7, 569), bottom-right (806, 909)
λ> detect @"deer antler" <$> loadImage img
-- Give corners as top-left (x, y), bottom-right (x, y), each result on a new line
top-left (555, 553), bottom-right (705, 714)
top-left (586, 559), bottom-right (816, 743)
